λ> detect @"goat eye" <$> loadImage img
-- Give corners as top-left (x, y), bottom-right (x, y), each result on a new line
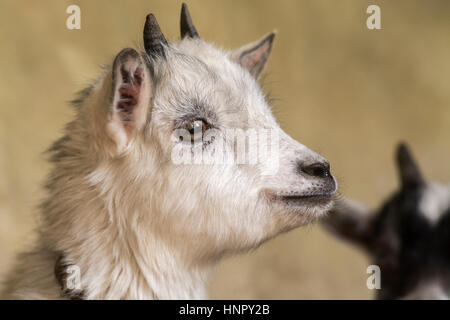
top-left (186, 119), bottom-right (206, 143)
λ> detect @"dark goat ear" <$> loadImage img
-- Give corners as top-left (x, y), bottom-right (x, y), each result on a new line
top-left (180, 3), bottom-right (199, 39)
top-left (321, 199), bottom-right (374, 249)
top-left (396, 143), bottom-right (425, 188)
top-left (143, 13), bottom-right (168, 58)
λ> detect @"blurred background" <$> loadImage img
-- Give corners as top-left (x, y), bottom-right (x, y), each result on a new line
top-left (1, 0), bottom-right (449, 299)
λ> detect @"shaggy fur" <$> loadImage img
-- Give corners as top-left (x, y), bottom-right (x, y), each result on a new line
top-left (1, 6), bottom-right (336, 300)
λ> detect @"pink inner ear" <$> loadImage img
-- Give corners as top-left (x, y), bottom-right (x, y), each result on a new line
top-left (244, 42), bottom-right (269, 70)
top-left (240, 38), bottom-right (272, 78)
top-left (117, 68), bottom-right (143, 122)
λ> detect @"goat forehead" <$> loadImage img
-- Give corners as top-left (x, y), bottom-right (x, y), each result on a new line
top-left (419, 182), bottom-right (450, 225)
top-left (374, 183), bottom-right (450, 257)
top-left (156, 42), bottom-right (276, 127)
top-left (173, 39), bottom-right (236, 73)
top-left (169, 41), bottom-right (238, 86)
top-left (379, 182), bottom-right (450, 226)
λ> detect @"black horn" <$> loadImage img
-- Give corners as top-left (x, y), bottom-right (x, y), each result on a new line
top-left (180, 3), bottom-right (199, 39)
top-left (143, 13), bottom-right (168, 58)
top-left (396, 142), bottom-right (425, 188)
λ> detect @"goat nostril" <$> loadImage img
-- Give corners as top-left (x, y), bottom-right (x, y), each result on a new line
top-left (301, 163), bottom-right (330, 179)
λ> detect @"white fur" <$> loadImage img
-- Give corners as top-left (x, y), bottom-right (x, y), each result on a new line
top-left (402, 279), bottom-right (450, 300)
top-left (1, 36), bottom-right (334, 300)
top-left (420, 183), bottom-right (450, 225)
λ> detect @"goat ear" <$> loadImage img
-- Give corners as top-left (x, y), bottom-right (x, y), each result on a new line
top-left (232, 32), bottom-right (276, 79)
top-left (107, 48), bottom-right (151, 152)
top-left (321, 199), bottom-right (374, 249)
top-left (396, 143), bottom-right (425, 188)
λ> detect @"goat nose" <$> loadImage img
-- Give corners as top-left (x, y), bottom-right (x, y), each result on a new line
top-left (301, 162), bottom-right (331, 179)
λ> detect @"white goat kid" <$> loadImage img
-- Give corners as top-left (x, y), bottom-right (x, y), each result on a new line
top-left (2, 4), bottom-right (337, 299)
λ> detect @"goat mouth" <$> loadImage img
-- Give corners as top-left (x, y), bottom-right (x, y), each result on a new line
top-left (279, 194), bottom-right (334, 206)
top-left (266, 191), bottom-right (335, 208)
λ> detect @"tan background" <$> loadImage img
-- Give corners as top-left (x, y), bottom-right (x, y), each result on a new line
top-left (1, 0), bottom-right (449, 299)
